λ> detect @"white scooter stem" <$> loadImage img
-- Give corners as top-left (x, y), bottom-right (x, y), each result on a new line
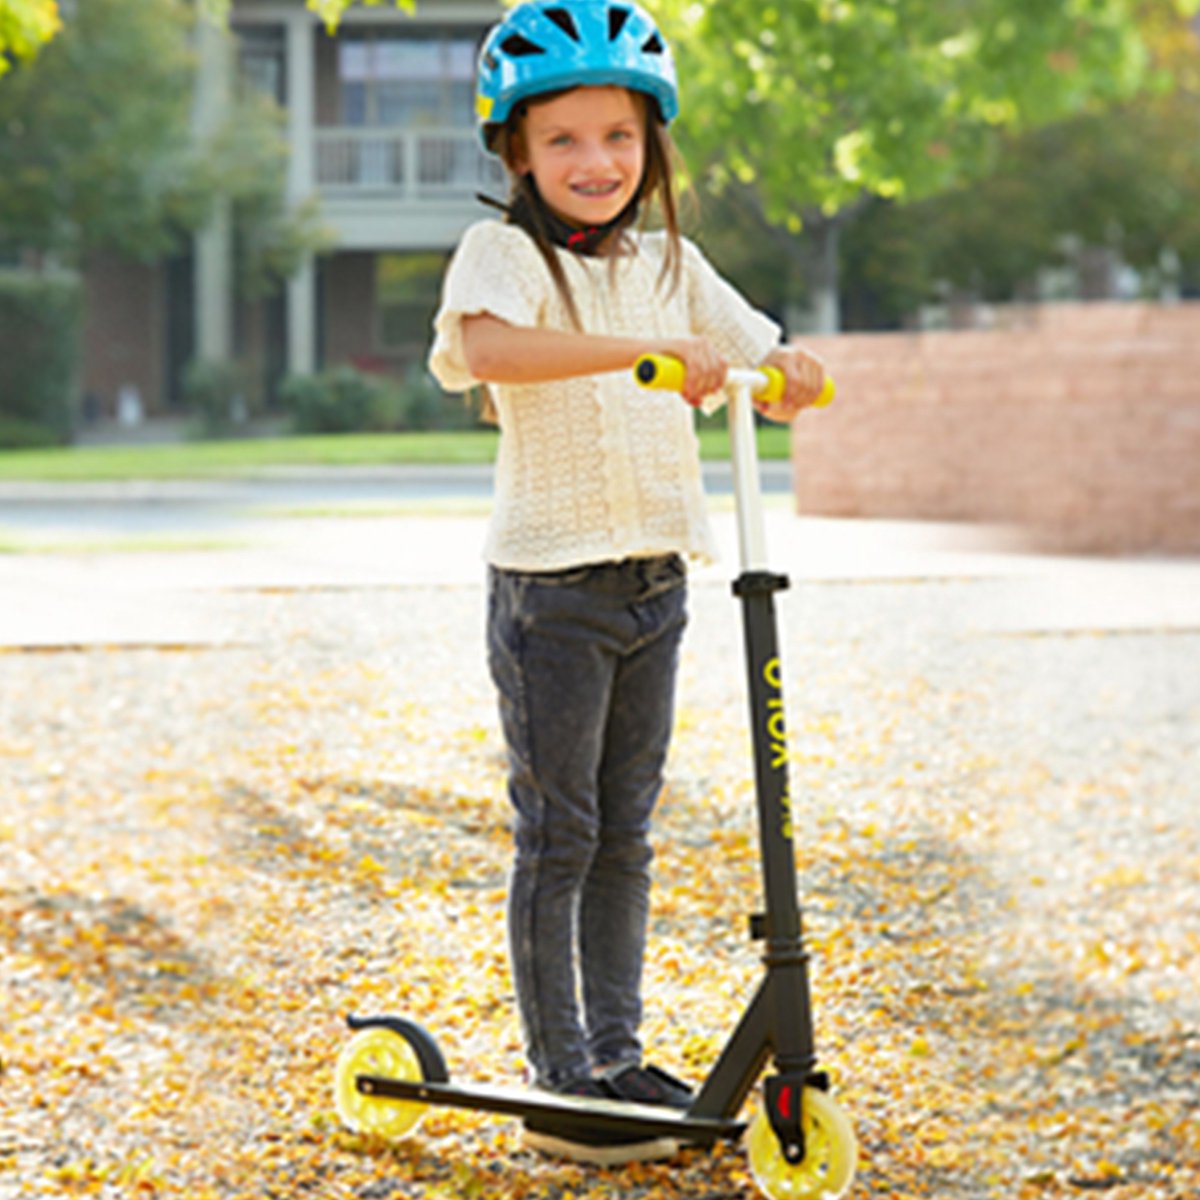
top-left (725, 368), bottom-right (774, 573)
top-left (632, 355), bottom-right (834, 574)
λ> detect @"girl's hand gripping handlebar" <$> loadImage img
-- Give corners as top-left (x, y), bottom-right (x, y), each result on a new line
top-left (633, 354), bottom-right (836, 409)
top-left (633, 353), bottom-right (834, 571)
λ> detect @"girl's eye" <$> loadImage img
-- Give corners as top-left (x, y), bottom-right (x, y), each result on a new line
top-left (549, 134), bottom-right (572, 147)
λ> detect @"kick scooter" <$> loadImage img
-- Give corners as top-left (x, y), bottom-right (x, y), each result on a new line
top-left (333, 357), bottom-right (857, 1199)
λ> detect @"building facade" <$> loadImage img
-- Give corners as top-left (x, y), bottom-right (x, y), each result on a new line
top-left (83, 0), bottom-right (502, 417)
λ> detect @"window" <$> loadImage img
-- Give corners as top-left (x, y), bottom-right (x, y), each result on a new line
top-left (339, 30), bottom-right (477, 128)
top-left (237, 26), bottom-right (286, 104)
top-left (376, 253), bottom-right (447, 352)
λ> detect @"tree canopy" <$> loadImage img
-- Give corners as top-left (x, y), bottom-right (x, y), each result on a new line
top-left (0, 0), bottom-right (199, 259)
top-left (306, 0), bottom-right (414, 25)
top-left (188, 0), bottom-right (416, 28)
top-left (0, 0), bottom-right (60, 77)
top-left (654, 0), bottom-right (1199, 327)
top-left (665, 0), bottom-right (1179, 220)
top-left (0, 0), bottom-right (414, 68)
top-left (7, 0), bottom-right (1197, 327)
top-left (836, 79), bottom-right (1200, 329)
top-left (0, 0), bottom-right (327, 285)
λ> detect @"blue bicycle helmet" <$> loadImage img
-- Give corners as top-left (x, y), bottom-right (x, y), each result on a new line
top-left (476, 0), bottom-right (678, 151)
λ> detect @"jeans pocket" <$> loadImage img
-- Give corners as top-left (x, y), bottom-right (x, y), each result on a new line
top-left (639, 553), bottom-right (686, 601)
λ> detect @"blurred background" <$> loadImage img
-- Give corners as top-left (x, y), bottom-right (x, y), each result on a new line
top-left (1, 0), bottom-right (1198, 552)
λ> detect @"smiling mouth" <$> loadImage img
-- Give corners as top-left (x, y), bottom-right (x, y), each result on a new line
top-left (571, 181), bottom-right (621, 197)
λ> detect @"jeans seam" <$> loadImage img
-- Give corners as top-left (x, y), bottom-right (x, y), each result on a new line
top-left (497, 573), bottom-right (553, 1080)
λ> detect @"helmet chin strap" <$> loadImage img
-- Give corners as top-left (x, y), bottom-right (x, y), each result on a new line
top-left (478, 176), bottom-right (640, 256)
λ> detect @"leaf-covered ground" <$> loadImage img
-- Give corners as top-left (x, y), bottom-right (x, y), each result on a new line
top-left (2, 567), bottom-right (1197, 1198)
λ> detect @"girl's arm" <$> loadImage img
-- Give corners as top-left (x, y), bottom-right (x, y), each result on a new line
top-left (461, 313), bottom-right (728, 408)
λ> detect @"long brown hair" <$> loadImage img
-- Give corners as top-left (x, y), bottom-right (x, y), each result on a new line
top-left (489, 88), bottom-right (686, 330)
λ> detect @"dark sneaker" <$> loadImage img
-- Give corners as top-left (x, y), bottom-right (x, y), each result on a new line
top-left (522, 1075), bottom-right (680, 1165)
top-left (604, 1064), bottom-right (694, 1109)
top-left (547, 1076), bottom-right (618, 1101)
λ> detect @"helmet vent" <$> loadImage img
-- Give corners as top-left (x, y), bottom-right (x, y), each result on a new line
top-left (641, 32), bottom-right (665, 54)
top-left (608, 7), bottom-right (631, 40)
top-left (500, 33), bottom-right (546, 57)
top-left (544, 7), bottom-right (581, 41)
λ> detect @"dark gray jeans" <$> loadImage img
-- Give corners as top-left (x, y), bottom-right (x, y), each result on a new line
top-left (487, 554), bottom-right (688, 1088)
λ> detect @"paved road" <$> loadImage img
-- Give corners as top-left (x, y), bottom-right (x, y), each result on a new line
top-left (1, 465), bottom-right (1198, 648)
top-left (0, 461), bottom-right (793, 537)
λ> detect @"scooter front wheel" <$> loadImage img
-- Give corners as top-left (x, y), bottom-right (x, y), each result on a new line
top-left (334, 1025), bottom-right (429, 1140)
top-left (747, 1087), bottom-right (857, 1199)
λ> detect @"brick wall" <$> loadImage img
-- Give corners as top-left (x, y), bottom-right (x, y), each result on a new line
top-left (793, 302), bottom-right (1200, 555)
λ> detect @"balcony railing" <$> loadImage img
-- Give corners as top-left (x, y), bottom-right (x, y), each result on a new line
top-left (315, 127), bottom-right (505, 199)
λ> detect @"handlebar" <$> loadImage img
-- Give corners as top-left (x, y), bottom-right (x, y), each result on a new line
top-left (633, 354), bottom-right (836, 408)
top-left (632, 353), bottom-right (834, 571)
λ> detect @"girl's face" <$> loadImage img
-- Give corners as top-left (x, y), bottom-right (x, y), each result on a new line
top-left (513, 85), bottom-right (646, 229)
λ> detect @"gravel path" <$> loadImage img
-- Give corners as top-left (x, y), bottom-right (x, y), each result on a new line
top-left (1, 511), bottom-right (1197, 1197)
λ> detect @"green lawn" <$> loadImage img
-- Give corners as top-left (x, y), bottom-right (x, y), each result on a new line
top-left (0, 425), bottom-right (793, 482)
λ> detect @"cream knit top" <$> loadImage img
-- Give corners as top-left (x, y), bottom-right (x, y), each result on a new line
top-left (429, 219), bottom-right (781, 571)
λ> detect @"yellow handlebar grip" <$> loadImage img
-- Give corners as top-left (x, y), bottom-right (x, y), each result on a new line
top-left (755, 367), bottom-right (787, 405)
top-left (634, 354), bottom-right (686, 392)
top-left (758, 373), bottom-right (836, 408)
top-left (635, 354), bottom-right (786, 403)
top-left (634, 353), bottom-right (836, 408)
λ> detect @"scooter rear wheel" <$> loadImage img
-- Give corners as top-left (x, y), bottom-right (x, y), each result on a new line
top-left (334, 1025), bottom-right (428, 1140)
top-left (747, 1087), bottom-right (857, 1199)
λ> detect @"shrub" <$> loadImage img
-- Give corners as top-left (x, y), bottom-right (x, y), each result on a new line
top-left (281, 363), bottom-right (483, 434)
top-left (393, 363), bottom-right (479, 431)
top-left (280, 366), bottom-right (383, 434)
top-left (362, 364), bottom-right (481, 432)
top-left (182, 359), bottom-right (246, 439)
top-left (0, 273), bottom-right (82, 447)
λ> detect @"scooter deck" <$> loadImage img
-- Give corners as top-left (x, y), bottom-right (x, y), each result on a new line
top-left (357, 1075), bottom-right (745, 1145)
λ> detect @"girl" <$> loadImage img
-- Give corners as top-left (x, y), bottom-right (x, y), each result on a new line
top-left (428, 0), bottom-right (827, 1164)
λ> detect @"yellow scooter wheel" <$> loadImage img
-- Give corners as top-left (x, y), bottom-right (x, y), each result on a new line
top-left (334, 1025), bottom-right (428, 1140)
top-left (747, 1087), bottom-right (857, 1199)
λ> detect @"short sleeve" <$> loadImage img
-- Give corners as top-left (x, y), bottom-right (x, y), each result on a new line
top-left (428, 221), bottom-right (551, 393)
top-left (682, 237), bottom-right (781, 368)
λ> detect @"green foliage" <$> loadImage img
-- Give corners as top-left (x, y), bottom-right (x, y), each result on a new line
top-left (0, 271), bottom-right (81, 447)
top-left (839, 199), bottom-right (940, 329)
top-left (665, 0), bottom-right (1162, 222)
top-left (182, 359), bottom-right (247, 439)
top-left (0, 0), bottom-right (328, 289)
top-left (0, 0), bottom-right (61, 78)
top-left (387, 364), bottom-right (481, 432)
top-left (838, 81), bottom-right (1200, 324)
top-left (192, 0), bottom-right (417, 38)
top-left (657, 0), bottom-right (1195, 327)
top-left (0, 0), bottom-right (201, 262)
top-left (1033, 91), bottom-right (1200, 273)
top-left (280, 367), bottom-right (384, 435)
top-left (0, 426), bottom-right (793, 483)
top-left (304, 0), bottom-right (415, 31)
top-left (281, 365), bottom-right (481, 435)
top-left (207, 94), bottom-right (334, 299)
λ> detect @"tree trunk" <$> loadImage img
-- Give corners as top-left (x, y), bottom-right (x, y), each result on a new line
top-left (805, 214), bottom-right (842, 335)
